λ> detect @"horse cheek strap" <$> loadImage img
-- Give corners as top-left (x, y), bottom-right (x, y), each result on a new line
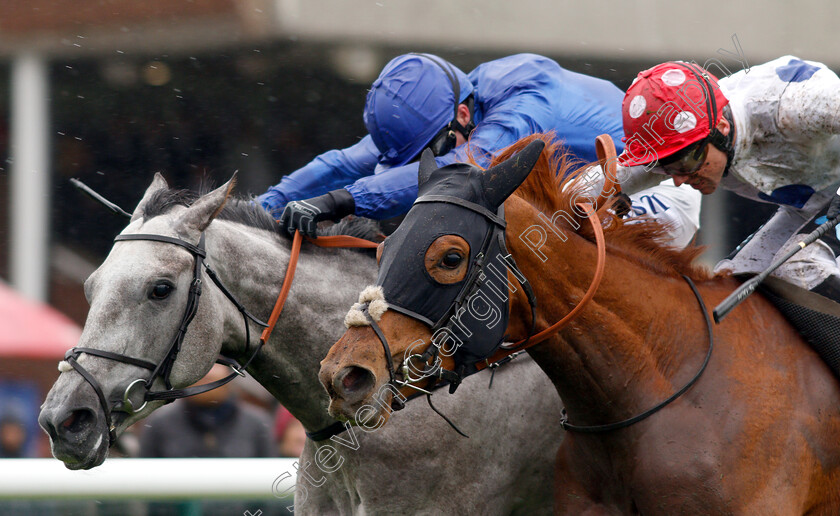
top-left (67, 232), bottom-right (270, 445)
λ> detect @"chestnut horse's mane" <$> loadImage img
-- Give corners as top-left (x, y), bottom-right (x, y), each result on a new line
top-left (486, 133), bottom-right (713, 281)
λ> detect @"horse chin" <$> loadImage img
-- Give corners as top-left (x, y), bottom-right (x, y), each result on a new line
top-left (326, 397), bottom-right (361, 422)
top-left (326, 395), bottom-right (390, 428)
top-left (50, 428), bottom-right (109, 471)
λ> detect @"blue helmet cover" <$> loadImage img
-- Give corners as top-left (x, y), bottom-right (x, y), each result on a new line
top-left (364, 54), bottom-right (473, 167)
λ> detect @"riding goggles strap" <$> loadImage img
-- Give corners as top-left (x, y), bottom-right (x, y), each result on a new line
top-left (665, 61), bottom-right (734, 176)
top-left (409, 53), bottom-right (476, 158)
top-left (426, 111), bottom-right (475, 158)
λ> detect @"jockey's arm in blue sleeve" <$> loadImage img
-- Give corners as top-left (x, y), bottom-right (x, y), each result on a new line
top-left (345, 152), bottom-right (457, 220)
top-left (346, 116), bottom-right (621, 220)
top-left (345, 118), bottom-right (535, 219)
top-left (256, 135), bottom-right (380, 219)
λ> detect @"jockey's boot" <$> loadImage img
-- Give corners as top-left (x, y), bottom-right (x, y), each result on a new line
top-left (812, 275), bottom-right (840, 304)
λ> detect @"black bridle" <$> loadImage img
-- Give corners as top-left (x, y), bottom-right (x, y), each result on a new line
top-left (559, 275), bottom-right (714, 433)
top-left (364, 196), bottom-right (537, 406)
top-left (369, 194), bottom-right (714, 434)
top-left (67, 177), bottom-right (386, 444)
top-left (63, 232), bottom-right (268, 445)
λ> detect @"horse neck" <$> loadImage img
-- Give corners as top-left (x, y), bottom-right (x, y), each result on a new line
top-left (206, 222), bottom-right (376, 433)
top-left (504, 196), bottom-right (710, 426)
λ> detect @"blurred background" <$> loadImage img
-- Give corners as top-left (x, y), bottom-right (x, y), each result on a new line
top-left (0, 0), bottom-right (837, 512)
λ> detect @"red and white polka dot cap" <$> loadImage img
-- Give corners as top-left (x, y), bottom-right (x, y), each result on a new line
top-left (618, 62), bottom-right (729, 167)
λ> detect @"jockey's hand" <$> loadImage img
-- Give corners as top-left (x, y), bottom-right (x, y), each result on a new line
top-left (278, 189), bottom-right (355, 238)
top-left (612, 192), bottom-right (633, 218)
top-left (827, 188), bottom-right (840, 221)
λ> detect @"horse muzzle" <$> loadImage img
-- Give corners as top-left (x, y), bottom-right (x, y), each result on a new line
top-left (38, 402), bottom-right (110, 470)
top-left (320, 356), bottom-right (381, 416)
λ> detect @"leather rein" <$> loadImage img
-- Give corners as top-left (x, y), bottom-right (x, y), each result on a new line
top-left (376, 135), bottom-right (716, 434)
top-left (64, 224), bottom-right (378, 445)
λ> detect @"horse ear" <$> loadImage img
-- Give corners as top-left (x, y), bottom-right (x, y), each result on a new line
top-left (178, 173), bottom-right (237, 234)
top-left (482, 139), bottom-right (546, 208)
top-left (418, 148), bottom-right (437, 186)
top-left (131, 173), bottom-right (169, 222)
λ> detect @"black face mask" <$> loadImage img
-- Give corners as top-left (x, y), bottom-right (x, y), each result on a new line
top-left (376, 140), bottom-right (545, 373)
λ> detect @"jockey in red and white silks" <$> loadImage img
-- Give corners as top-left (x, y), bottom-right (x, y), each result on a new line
top-left (595, 56), bottom-right (840, 294)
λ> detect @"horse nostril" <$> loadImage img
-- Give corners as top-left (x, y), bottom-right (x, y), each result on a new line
top-left (40, 418), bottom-right (59, 441)
top-left (336, 366), bottom-right (376, 397)
top-left (59, 409), bottom-right (95, 435)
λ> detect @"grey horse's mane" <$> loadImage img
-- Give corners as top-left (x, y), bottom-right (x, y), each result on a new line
top-left (141, 187), bottom-right (383, 244)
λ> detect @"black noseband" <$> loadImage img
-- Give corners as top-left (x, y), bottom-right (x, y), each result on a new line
top-left (63, 232), bottom-right (268, 445)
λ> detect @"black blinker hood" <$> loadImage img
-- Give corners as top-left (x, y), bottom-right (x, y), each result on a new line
top-left (376, 140), bottom-right (544, 374)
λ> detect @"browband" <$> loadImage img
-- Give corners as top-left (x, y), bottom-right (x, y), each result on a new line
top-left (414, 195), bottom-right (507, 228)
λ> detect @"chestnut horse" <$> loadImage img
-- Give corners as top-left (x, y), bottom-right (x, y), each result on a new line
top-left (320, 135), bottom-right (840, 514)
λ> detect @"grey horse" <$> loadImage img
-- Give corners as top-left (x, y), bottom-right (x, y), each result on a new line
top-left (38, 174), bottom-right (564, 515)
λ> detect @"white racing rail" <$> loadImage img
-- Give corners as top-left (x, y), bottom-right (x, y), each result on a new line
top-left (0, 458), bottom-right (298, 499)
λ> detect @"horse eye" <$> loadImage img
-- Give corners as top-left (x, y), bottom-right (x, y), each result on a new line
top-left (441, 252), bottom-right (463, 269)
top-left (150, 283), bottom-right (173, 300)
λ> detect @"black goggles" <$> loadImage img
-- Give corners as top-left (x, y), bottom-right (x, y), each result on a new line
top-left (658, 139), bottom-right (709, 176)
top-left (409, 122), bottom-right (460, 164)
top-left (427, 124), bottom-right (459, 157)
top-left (420, 113), bottom-right (475, 161)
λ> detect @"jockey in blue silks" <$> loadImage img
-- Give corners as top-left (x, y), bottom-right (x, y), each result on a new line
top-left (259, 53), bottom-right (700, 246)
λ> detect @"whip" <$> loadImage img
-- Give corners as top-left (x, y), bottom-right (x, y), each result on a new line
top-left (70, 178), bottom-right (132, 219)
top-left (713, 215), bottom-right (840, 322)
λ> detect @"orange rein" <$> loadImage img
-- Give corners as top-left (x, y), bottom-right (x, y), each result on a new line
top-left (475, 201), bottom-right (606, 370)
top-left (593, 133), bottom-right (620, 209)
top-left (259, 231), bottom-right (380, 344)
top-left (476, 134), bottom-right (619, 370)
top-left (263, 134), bottom-right (617, 368)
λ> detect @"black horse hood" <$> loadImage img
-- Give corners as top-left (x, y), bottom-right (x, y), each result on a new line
top-left (376, 140), bottom-right (544, 372)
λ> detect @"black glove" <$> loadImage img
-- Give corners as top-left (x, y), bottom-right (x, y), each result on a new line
top-left (278, 189), bottom-right (355, 238)
top-left (827, 192), bottom-right (840, 221)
